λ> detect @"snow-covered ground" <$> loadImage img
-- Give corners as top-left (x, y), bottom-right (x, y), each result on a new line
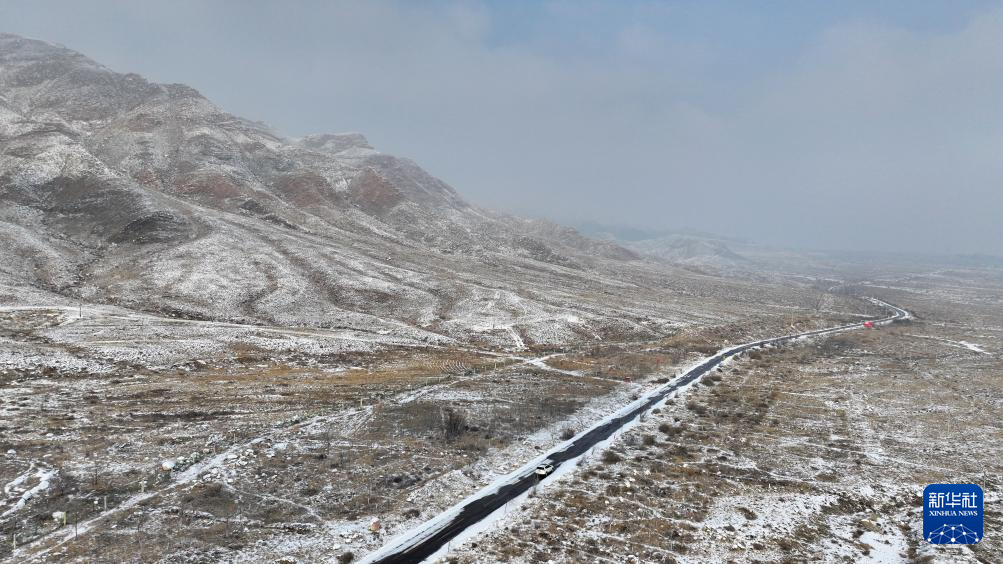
top-left (906, 334), bottom-right (992, 355)
top-left (446, 283), bottom-right (1003, 563)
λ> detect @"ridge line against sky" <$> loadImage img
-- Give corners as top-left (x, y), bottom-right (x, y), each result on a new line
top-left (2, 0), bottom-right (1001, 256)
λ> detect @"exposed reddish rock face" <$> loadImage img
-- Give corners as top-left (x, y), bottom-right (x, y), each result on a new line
top-left (274, 172), bottom-right (336, 208)
top-left (172, 172), bottom-right (243, 200)
top-left (348, 168), bottom-right (404, 216)
top-left (132, 168), bottom-right (161, 189)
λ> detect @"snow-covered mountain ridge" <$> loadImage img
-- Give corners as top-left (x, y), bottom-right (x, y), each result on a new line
top-left (0, 33), bottom-right (848, 348)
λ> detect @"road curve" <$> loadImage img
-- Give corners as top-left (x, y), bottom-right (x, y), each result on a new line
top-left (362, 298), bottom-right (910, 564)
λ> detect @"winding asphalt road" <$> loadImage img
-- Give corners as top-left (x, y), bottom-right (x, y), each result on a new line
top-left (362, 298), bottom-right (910, 564)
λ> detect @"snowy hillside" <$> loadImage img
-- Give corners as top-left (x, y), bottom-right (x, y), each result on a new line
top-left (0, 33), bottom-right (865, 350)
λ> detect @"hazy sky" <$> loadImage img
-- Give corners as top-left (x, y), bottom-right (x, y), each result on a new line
top-left (3, 1), bottom-right (1002, 255)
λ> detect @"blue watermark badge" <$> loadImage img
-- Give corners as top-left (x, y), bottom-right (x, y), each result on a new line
top-left (923, 484), bottom-right (983, 544)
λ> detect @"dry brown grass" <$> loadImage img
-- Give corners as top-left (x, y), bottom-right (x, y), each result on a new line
top-left (456, 307), bottom-right (1003, 563)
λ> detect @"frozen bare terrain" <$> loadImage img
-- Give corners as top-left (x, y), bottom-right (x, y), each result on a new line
top-left (2, 32), bottom-right (1001, 564)
top-left (451, 269), bottom-right (1003, 563)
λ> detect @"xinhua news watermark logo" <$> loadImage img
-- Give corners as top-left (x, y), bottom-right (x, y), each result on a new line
top-left (923, 484), bottom-right (983, 545)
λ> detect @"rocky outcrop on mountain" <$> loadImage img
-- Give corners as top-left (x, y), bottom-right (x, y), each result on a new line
top-left (0, 33), bottom-right (671, 346)
top-left (0, 33), bottom-right (847, 348)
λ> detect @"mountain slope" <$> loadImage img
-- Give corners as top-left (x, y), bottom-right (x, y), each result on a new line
top-left (0, 33), bottom-right (658, 346)
top-left (0, 33), bottom-right (856, 350)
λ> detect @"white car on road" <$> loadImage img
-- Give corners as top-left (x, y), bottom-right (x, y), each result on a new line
top-left (534, 463), bottom-right (554, 478)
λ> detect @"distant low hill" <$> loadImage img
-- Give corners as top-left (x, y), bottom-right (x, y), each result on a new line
top-left (576, 222), bottom-right (751, 270)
